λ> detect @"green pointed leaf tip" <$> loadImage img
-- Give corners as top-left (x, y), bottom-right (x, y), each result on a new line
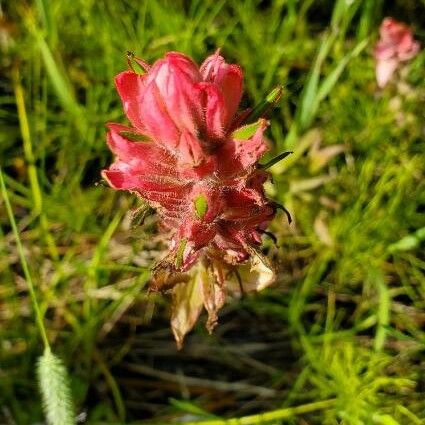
top-left (194, 194), bottom-right (208, 219)
top-left (266, 85), bottom-right (283, 103)
top-left (175, 239), bottom-right (187, 268)
top-left (259, 151), bottom-right (293, 169)
top-left (119, 131), bottom-right (151, 143)
top-left (126, 51), bottom-right (146, 75)
top-left (232, 120), bottom-right (262, 140)
top-left (247, 86), bottom-right (283, 122)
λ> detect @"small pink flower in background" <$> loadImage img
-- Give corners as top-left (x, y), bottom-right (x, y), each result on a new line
top-left (374, 17), bottom-right (420, 88)
top-left (102, 50), bottom-right (286, 347)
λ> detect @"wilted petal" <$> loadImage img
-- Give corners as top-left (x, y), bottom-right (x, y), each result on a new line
top-left (212, 235), bottom-right (250, 263)
top-left (226, 246), bottom-right (276, 295)
top-left (151, 255), bottom-right (191, 292)
top-left (171, 265), bottom-right (206, 349)
top-left (201, 272), bottom-right (226, 334)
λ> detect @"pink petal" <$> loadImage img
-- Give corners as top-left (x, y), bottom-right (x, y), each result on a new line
top-left (179, 221), bottom-right (217, 249)
top-left (377, 18), bottom-right (420, 63)
top-left (374, 41), bottom-right (395, 60)
top-left (196, 82), bottom-right (227, 141)
top-left (147, 53), bottom-right (203, 134)
top-left (200, 51), bottom-right (225, 81)
top-left (398, 37), bottom-right (420, 61)
top-left (106, 123), bottom-right (178, 177)
top-left (215, 64), bottom-right (243, 127)
top-left (163, 52), bottom-right (202, 84)
top-left (218, 120), bottom-right (269, 175)
top-left (139, 81), bottom-right (181, 148)
top-left (102, 167), bottom-right (140, 190)
top-left (200, 52), bottom-right (243, 129)
top-left (114, 71), bottom-right (146, 131)
top-left (178, 129), bottom-right (206, 167)
top-left (376, 58), bottom-right (399, 88)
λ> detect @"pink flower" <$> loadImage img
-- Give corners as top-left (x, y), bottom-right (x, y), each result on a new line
top-left (102, 51), bottom-right (283, 347)
top-left (374, 17), bottom-right (420, 88)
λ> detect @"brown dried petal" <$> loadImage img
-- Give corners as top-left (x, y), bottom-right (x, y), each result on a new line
top-left (227, 246), bottom-right (276, 295)
top-left (170, 265), bottom-right (206, 349)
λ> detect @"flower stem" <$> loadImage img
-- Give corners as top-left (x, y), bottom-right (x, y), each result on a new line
top-left (184, 399), bottom-right (336, 425)
top-left (0, 167), bottom-right (50, 350)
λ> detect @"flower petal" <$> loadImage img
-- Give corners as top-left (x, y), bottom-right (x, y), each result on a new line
top-left (139, 81), bottom-right (181, 148)
top-left (171, 265), bottom-right (206, 349)
top-left (197, 82), bottom-right (227, 141)
top-left (114, 71), bottom-right (146, 131)
top-left (147, 53), bottom-right (203, 134)
top-left (178, 129), bottom-right (206, 167)
top-left (218, 119), bottom-right (269, 175)
top-left (200, 52), bottom-right (243, 128)
top-left (376, 58), bottom-right (398, 88)
top-left (225, 246), bottom-right (276, 295)
top-left (201, 271), bottom-right (226, 334)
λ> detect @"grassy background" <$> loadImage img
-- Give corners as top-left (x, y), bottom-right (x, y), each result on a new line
top-left (1, 0), bottom-right (424, 423)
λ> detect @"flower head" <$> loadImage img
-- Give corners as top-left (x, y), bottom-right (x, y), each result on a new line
top-left (374, 17), bottom-right (420, 88)
top-left (102, 50), bottom-right (284, 347)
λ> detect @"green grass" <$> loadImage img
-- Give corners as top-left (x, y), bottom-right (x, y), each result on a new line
top-left (1, 0), bottom-right (424, 424)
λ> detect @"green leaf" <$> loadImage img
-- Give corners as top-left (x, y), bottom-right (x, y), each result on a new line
top-left (247, 85), bottom-right (283, 122)
top-left (119, 131), bottom-right (151, 143)
top-left (169, 398), bottom-right (216, 417)
top-left (259, 151), bottom-right (292, 169)
top-left (373, 414), bottom-right (401, 425)
top-left (175, 239), bottom-right (187, 269)
top-left (316, 38), bottom-right (368, 104)
top-left (388, 235), bottom-right (418, 253)
top-left (130, 202), bottom-right (155, 227)
top-left (194, 194), bottom-right (208, 219)
top-left (232, 120), bottom-right (262, 140)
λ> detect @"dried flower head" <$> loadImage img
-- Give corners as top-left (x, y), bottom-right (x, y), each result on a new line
top-left (102, 50), bottom-right (287, 347)
top-left (374, 17), bottom-right (420, 88)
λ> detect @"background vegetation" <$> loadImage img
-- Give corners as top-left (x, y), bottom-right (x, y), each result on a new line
top-left (0, 0), bottom-right (424, 424)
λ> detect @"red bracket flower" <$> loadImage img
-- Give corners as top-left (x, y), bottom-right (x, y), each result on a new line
top-left (102, 50), bottom-right (288, 347)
